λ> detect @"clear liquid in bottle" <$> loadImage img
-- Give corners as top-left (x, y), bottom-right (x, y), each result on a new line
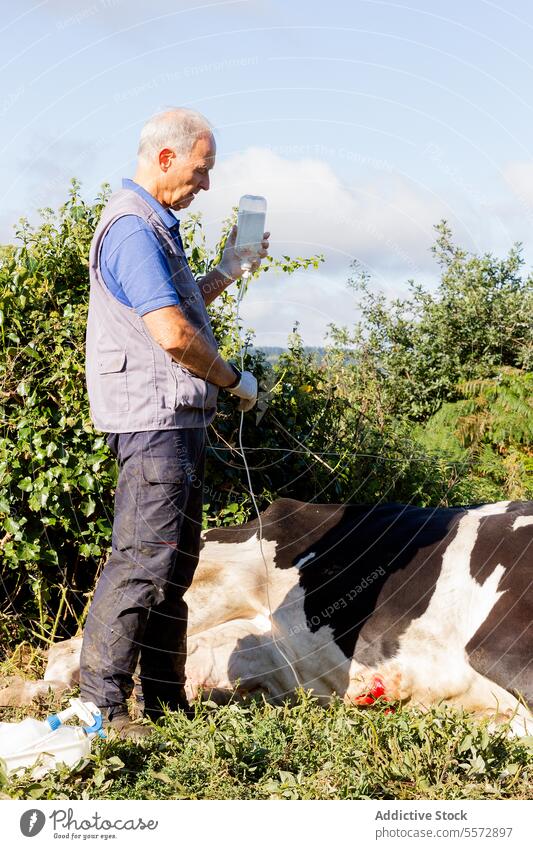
top-left (235, 195), bottom-right (267, 266)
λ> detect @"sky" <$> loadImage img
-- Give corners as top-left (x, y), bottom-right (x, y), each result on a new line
top-left (2, 0), bottom-right (533, 345)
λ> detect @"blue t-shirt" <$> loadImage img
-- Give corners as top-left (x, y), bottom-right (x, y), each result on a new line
top-left (100, 178), bottom-right (183, 316)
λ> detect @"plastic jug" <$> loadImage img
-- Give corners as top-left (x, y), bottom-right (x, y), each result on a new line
top-left (235, 194), bottom-right (267, 274)
top-left (0, 698), bottom-right (105, 778)
top-left (0, 716), bottom-right (55, 752)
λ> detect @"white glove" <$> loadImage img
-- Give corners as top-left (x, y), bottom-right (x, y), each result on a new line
top-left (226, 368), bottom-right (257, 412)
top-left (215, 225), bottom-right (270, 281)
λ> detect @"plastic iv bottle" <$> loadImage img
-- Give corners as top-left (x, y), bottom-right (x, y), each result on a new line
top-left (234, 195), bottom-right (267, 275)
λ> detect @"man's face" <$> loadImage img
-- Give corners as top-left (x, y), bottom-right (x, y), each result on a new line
top-left (162, 134), bottom-right (216, 210)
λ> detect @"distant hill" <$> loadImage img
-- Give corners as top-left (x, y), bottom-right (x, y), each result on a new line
top-left (252, 346), bottom-right (326, 365)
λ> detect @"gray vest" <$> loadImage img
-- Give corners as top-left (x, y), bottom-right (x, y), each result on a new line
top-left (86, 188), bottom-right (219, 432)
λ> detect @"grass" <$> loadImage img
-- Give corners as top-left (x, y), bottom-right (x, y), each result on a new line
top-left (0, 641), bottom-right (47, 680)
top-left (1, 688), bottom-right (532, 800)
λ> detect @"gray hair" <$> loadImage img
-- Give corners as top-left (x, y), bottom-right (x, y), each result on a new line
top-left (137, 107), bottom-right (213, 162)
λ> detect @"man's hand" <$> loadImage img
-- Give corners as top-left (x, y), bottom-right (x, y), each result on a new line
top-left (216, 225), bottom-right (270, 282)
top-left (226, 368), bottom-right (258, 412)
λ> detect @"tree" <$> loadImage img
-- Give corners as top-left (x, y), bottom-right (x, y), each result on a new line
top-left (331, 221), bottom-right (532, 421)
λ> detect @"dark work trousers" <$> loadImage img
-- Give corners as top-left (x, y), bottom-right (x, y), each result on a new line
top-left (79, 428), bottom-right (205, 718)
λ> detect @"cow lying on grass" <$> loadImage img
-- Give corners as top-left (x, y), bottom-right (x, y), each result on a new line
top-left (1, 498), bottom-right (531, 734)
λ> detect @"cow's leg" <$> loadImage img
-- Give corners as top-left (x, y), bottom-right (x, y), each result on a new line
top-left (446, 670), bottom-right (533, 736)
top-left (185, 615), bottom-right (280, 703)
top-left (0, 677), bottom-right (68, 707)
top-left (0, 637), bottom-right (83, 707)
top-left (44, 636), bottom-right (83, 687)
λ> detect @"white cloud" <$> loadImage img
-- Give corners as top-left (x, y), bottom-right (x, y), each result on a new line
top-left (0, 209), bottom-right (20, 245)
top-left (15, 134), bottom-right (104, 211)
top-left (193, 147), bottom-right (448, 344)
top-left (481, 161), bottom-right (533, 266)
top-left (503, 161), bottom-right (533, 207)
top-left (195, 147), bottom-right (448, 278)
top-left (238, 268), bottom-right (354, 348)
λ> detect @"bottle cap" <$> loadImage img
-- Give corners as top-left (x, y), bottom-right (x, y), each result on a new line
top-left (46, 715), bottom-right (61, 731)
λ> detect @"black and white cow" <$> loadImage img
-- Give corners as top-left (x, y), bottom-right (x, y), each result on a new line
top-left (3, 498), bottom-right (532, 733)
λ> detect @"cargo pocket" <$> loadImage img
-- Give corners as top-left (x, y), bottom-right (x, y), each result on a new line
top-left (139, 452), bottom-right (187, 543)
top-left (96, 350), bottom-right (129, 412)
top-left (141, 453), bottom-right (185, 485)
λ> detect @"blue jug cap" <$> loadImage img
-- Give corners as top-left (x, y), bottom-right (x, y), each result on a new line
top-left (46, 714), bottom-right (61, 731)
top-left (82, 712), bottom-right (106, 738)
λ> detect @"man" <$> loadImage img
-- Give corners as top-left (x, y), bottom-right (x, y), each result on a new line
top-left (79, 108), bottom-right (270, 740)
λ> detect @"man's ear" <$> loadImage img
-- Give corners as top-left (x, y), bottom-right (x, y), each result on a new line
top-left (159, 148), bottom-right (175, 172)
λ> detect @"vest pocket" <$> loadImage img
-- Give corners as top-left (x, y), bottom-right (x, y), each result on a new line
top-left (96, 349), bottom-right (129, 412)
top-left (170, 361), bottom-right (210, 409)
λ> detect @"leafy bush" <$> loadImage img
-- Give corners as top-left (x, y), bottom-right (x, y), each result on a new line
top-left (327, 221), bottom-right (533, 503)
top-left (332, 222), bottom-right (532, 421)
top-left (416, 368), bottom-right (533, 502)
